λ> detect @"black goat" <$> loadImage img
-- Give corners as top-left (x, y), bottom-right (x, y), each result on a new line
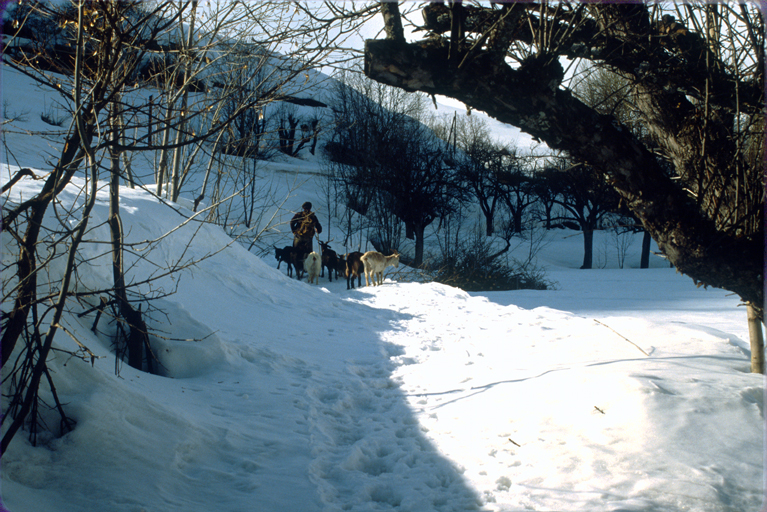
top-left (318, 240), bottom-right (339, 282)
top-left (274, 245), bottom-right (296, 277)
top-left (288, 248), bottom-right (308, 280)
top-left (275, 245), bottom-right (308, 279)
top-left (335, 255), bottom-right (347, 281)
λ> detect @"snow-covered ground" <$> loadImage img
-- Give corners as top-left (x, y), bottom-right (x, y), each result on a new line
top-left (1, 60), bottom-right (764, 512)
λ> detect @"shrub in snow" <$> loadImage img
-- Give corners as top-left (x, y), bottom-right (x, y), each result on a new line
top-left (429, 235), bottom-right (550, 292)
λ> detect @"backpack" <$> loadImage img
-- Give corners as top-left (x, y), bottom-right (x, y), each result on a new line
top-left (295, 212), bottom-right (314, 237)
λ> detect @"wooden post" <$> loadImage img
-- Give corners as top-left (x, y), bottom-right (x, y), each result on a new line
top-left (747, 303), bottom-right (764, 373)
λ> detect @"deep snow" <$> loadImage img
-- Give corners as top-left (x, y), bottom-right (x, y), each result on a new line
top-left (1, 59), bottom-right (765, 512)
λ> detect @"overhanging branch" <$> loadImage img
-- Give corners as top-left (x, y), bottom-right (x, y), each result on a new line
top-left (365, 37), bottom-right (763, 310)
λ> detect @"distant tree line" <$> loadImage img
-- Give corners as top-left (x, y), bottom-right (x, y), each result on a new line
top-left (322, 70), bottom-right (645, 272)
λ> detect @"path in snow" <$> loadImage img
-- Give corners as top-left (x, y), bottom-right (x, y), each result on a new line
top-left (302, 296), bottom-right (484, 511)
top-left (339, 280), bottom-right (762, 511)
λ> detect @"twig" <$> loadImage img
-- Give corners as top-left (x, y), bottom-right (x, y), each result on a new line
top-left (594, 406), bottom-right (605, 414)
top-left (52, 322), bottom-right (101, 366)
top-left (593, 319), bottom-right (650, 357)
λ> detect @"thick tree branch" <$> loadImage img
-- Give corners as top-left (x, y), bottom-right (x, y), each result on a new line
top-left (420, 3), bottom-right (761, 111)
top-left (379, 1), bottom-right (404, 43)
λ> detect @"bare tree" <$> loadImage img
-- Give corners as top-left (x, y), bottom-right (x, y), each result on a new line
top-left (541, 160), bottom-right (621, 269)
top-left (364, 2), bottom-right (764, 371)
top-left (436, 114), bottom-right (506, 237)
top-left (0, 0), bottom-right (380, 452)
top-left (326, 70), bottom-right (463, 265)
top-left (571, 63), bottom-right (656, 268)
top-left (496, 151), bottom-right (537, 236)
top-left (2, 0), bottom-right (129, 454)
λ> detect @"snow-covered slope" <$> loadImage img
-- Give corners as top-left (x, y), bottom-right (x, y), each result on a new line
top-left (2, 169), bottom-right (762, 512)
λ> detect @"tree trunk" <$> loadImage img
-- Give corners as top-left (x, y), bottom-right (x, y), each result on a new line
top-left (477, 197), bottom-right (495, 236)
top-left (513, 210), bottom-right (523, 234)
top-left (485, 209), bottom-right (494, 236)
top-left (194, 129), bottom-right (226, 211)
top-left (2, 52), bottom-right (100, 446)
top-left (1, 120), bottom-right (93, 368)
top-left (170, 0), bottom-right (197, 203)
top-left (379, 1), bottom-right (405, 42)
top-left (109, 110), bottom-right (144, 370)
top-left (1, 151), bottom-right (98, 452)
top-left (544, 204), bottom-right (553, 230)
top-left (581, 228), bottom-right (593, 269)
top-left (116, 106), bottom-right (135, 189)
top-left (640, 230), bottom-right (651, 269)
top-left (155, 98), bottom-right (173, 197)
top-left (748, 303), bottom-right (764, 374)
top-left (414, 223), bottom-right (426, 267)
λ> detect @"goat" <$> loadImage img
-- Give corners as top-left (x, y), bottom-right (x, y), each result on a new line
top-left (344, 251), bottom-right (364, 290)
top-left (274, 245), bottom-right (296, 277)
top-left (288, 248), bottom-right (308, 280)
top-left (335, 255), bottom-right (347, 282)
top-left (303, 251), bottom-right (322, 285)
top-left (318, 240), bottom-right (339, 282)
top-left (361, 250), bottom-right (399, 287)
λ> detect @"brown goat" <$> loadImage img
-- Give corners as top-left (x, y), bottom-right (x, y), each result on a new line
top-left (344, 251), bottom-right (364, 290)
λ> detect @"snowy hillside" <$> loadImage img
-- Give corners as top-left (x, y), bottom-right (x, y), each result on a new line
top-left (1, 52), bottom-right (764, 512)
top-left (2, 168), bottom-right (763, 512)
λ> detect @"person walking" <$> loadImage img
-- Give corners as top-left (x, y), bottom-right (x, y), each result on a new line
top-left (290, 201), bottom-right (322, 254)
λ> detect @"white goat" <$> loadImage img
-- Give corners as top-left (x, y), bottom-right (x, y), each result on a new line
top-left (303, 251), bottom-right (322, 285)
top-left (360, 250), bottom-right (400, 286)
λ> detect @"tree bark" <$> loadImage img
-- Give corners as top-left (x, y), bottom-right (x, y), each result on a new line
top-left (379, 2), bottom-right (404, 42)
top-left (484, 207), bottom-right (494, 236)
top-left (512, 209), bottom-right (523, 235)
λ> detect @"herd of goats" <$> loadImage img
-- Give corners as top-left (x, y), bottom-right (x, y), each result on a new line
top-left (273, 240), bottom-right (400, 288)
